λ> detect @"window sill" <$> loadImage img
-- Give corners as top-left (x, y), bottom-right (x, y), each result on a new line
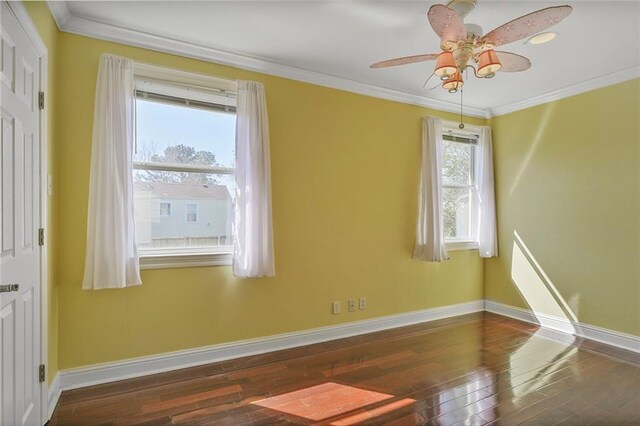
top-left (139, 251), bottom-right (232, 270)
top-left (445, 241), bottom-right (479, 251)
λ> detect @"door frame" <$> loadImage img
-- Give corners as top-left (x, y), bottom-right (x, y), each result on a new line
top-left (4, 2), bottom-right (49, 424)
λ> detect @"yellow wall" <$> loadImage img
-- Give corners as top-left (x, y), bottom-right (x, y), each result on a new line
top-left (27, 1), bottom-right (637, 375)
top-left (55, 33), bottom-right (484, 369)
top-left (485, 79), bottom-right (640, 336)
top-left (23, 1), bottom-right (59, 381)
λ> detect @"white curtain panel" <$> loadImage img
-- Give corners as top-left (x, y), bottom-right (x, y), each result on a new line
top-left (413, 116), bottom-right (449, 262)
top-left (477, 126), bottom-right (498, 258)
top-left (233, 81), bottom-right (275, 278)
top-left (82, 54), bottom-right (142, 290)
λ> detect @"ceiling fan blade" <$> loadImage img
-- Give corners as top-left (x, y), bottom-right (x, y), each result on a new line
top-left (427, 4), bottom-right (467, 43)
top-left (495, 51), bottom-right (531, 72)
top-left (370, 53), bottom-right (439, 68)
top-left (482, 5), bottom-right (572, 47)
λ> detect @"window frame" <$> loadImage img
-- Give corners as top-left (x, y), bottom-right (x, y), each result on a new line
top-left (185, 202), bottom-right (199, 223)
top-left (133, 63), bottom-right (237, 269)
top-left (441, 122), bottom-right (482, 251)
top-left (159, 202), bottom-right (172, 217)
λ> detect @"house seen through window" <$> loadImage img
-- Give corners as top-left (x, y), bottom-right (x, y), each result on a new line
top-left (133, 78), bottom-right (236, 255)
top-left (441, 129), bottom-right (479, 243)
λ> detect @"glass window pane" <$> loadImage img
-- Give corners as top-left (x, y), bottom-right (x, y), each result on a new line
top-left (186, 203), bottom-right (198, 223)
top-left (134, 172), bottom-right (234, 250)
top-left (442, 140), bottom-right (472, 186)
top-left (159, 202), bottom-right (171, 216)
top-left (134, 98), bottom-right (236, 169)
top-left (443, 187), bottom-right (471, 239)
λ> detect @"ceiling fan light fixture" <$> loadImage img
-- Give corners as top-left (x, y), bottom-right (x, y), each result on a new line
top-left (434, 51), bottom-right (457, 79)
top-left (370, 4), bottom-right (572, 95)
top-left (477, 50), bottom-right (502, 77)
top-left (442, 71), bottom-right (463, 93)
top-left (527, 32), bottom-right (557, 45)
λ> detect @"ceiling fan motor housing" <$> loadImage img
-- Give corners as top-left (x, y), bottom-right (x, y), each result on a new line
top-left (464, 23), bottom-right (483, 38)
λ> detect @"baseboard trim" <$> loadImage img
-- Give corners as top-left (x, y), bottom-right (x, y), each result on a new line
top-left (47, 298), bottom-right (639, 419)
top-left (47, 372), bottom-right (61, 420)
top-left (485, 300), bottom-right (640, 354)
top-left (58, 300), bottom-right (485, 391)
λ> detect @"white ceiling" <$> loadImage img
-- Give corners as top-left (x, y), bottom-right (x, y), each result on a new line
top-left (60, 1), bottom-right (640, 115)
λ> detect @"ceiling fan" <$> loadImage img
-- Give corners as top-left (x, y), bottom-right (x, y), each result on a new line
top-left (370, 0), bottom-right (573, 94)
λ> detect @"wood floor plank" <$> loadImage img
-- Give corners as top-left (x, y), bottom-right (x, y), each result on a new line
top-left (48, 312), bottom-right (640, 425)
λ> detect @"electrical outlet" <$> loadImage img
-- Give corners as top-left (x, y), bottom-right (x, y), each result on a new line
top-left (332, 301), bottom-right (340, 315)
top-left (348, 299), bottom-right (356, 312)
top-left (359, 297), bottom-right (366, 310)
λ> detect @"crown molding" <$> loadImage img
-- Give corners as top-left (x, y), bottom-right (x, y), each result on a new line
top-left (46, 0), bottom-right (70, 29)
top-left (46, 2), bottom-right (639, 120)
top-left (44, 8), bottom-right (489, 119)
top-left (488, 66), bottom-right (640, 118)
top-left (6, 0), bottom-right (47, 55)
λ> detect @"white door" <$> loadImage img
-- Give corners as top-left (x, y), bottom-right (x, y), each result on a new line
top-left (0, 2), bottom-right (42, 425)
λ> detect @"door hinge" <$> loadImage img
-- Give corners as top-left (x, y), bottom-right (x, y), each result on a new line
top-left (39, 91), bottom-right (45, 110)
top-left (38, 228), bottom-right (44, 246)
top-left (39, 364), bottom-right (45, 383)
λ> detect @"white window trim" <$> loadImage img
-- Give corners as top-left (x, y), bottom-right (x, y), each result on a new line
top-left (446, 241), bottom-right (479, 251)
top-left (139, 247), bottom-right (232, 269)
top-left (186, 202), bottom-right (199, 223)
top-left (133, 62), bottom-right (237, 269)
top-left (159, 202), bottom-right (171, 217)
top-left (441, 121), bottom-right (481, 251)
top-left (134, 62), bottom-right (237, 93)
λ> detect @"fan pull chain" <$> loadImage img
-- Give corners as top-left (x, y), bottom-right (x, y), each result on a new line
top-left (459, 87), bottom-right (465, 129)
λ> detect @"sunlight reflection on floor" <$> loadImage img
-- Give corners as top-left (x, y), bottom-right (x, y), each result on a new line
top-left (507, 331), bottom-right (576, 401)
top-left (434, 370), bottom-right (496, 424)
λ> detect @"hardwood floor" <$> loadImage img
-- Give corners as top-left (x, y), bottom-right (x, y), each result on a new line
top-left (49, 312), bottom-right (640, 425)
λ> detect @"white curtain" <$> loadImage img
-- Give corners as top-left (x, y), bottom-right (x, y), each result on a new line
top-left (233, 81), bottom-right (275, 277)
top-left (477, 126), bottom-right (498, 258)
top-left (413, 116), bottom-right (449, 262)
top-left (82, 54), bottom-right (141, 290)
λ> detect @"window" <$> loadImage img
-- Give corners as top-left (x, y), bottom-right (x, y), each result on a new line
top-left (186, 203), bottom-right (198, 223)
top-left (441, 126), bottom-right (479, 249)
top-left (159, 202), bottom-right (171, 217)
top-left (132, 67), bottom-right (237, 268)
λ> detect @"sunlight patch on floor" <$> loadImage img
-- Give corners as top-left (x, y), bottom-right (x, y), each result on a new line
top-left (252, 382), bottom-right (414, 422)
top-left (330, 397), bottom-right (416, 425)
